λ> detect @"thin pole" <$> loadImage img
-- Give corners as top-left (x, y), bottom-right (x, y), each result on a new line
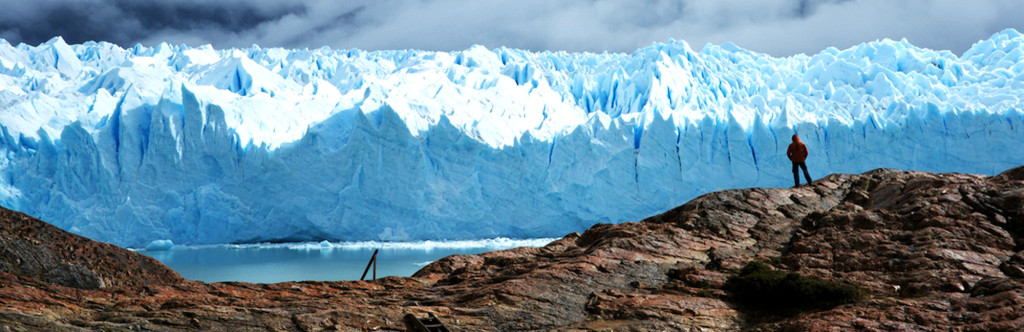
top-left (360, 249), bottom-right (378, 281)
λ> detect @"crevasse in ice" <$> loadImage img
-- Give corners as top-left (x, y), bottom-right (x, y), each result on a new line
top-left (1, 30), bottom-right (1023, 247)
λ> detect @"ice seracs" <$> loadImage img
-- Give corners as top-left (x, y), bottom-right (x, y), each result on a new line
top-left (0, 31), bottom-right (1022, 247)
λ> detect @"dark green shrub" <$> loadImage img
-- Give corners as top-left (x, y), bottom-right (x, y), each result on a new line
top-left (687, 279), bottom-right (714, 289)
top-left (724, 261), bottom-right (863, 314)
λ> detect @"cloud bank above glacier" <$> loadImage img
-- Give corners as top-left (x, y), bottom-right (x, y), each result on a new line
top-left (1, 0), bottom-right (1022, 56)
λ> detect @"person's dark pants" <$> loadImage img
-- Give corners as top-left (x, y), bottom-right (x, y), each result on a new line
top-left (793, 162), bottom-right (812, 187)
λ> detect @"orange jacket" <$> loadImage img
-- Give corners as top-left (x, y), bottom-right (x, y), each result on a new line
top-left (787, 135), bottom-right (808, 163)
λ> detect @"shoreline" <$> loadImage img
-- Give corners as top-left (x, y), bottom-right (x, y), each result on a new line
top-left (129, 237), bottom-right (559, 252)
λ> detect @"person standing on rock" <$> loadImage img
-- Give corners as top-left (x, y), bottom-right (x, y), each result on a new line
top-left (787, 134), bottom-right (813, 187)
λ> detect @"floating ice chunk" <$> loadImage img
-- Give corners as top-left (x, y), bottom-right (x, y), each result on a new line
top-left (276, 238), bottom-right (559, 251)
top-left (145, 239), bottom-right (174, 251)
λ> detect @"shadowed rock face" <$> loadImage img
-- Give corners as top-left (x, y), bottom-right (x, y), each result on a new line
top-left (0, 207), bottom-right (182, 290)
top-left (0, 237), bottom-right (103, 290)
top-left (1, 167), bottom-right (1024, 331)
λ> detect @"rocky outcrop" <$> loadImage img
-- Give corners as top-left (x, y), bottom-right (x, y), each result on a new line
top-left (1, 167), bottom-right (1024, 331)
top-left (0, 207), bottom-right (182, 290)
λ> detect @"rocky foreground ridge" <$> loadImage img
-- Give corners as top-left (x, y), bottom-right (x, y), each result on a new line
top-left (2, 167), bottom-right (1024, 331)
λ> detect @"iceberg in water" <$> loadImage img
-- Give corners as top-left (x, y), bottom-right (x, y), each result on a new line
top-left (0, 31), bottom-right (1023, 247)
top-left (145, 239), bottom-right (174, 251)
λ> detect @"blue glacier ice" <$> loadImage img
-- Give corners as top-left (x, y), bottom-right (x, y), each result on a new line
top-left (1, 31), bottom-right (1023, 247)
top-left (145, 239), bottom-right (174, 251)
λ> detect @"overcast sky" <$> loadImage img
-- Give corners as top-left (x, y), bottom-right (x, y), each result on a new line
top-left (1, 0), bottom-right (1022, 56)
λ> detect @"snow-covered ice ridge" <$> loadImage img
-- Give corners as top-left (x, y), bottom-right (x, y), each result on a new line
top-left (1, 30), bottom-right (1023, 247)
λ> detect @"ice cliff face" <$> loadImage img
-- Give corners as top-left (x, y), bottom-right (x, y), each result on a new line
top-left (1, 31), bottom-right (1023, 247)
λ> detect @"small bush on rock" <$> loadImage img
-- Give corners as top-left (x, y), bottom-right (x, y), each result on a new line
top-left (724, 261), bottom-right (863, 314)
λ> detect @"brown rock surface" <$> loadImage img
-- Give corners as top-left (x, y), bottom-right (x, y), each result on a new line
top-left (1, 166), bottom-right (1024, 331)
top-left (0, 207), bottom-right (182, 290)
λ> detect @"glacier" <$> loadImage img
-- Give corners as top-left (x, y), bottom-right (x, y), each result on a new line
top-left (1, 30), bottom-right (1023, 247)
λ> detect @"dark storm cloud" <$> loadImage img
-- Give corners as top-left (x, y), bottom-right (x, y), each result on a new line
top-left (116, 1), bottom-right (305, 32)
top-left (0, 0), bottom-right (307, 47)
top-left (0, 0), bottom-right (1021, 56)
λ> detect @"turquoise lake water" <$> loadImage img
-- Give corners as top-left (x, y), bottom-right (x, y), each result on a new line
top-left (139, 238), bottom-right (554, 283)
